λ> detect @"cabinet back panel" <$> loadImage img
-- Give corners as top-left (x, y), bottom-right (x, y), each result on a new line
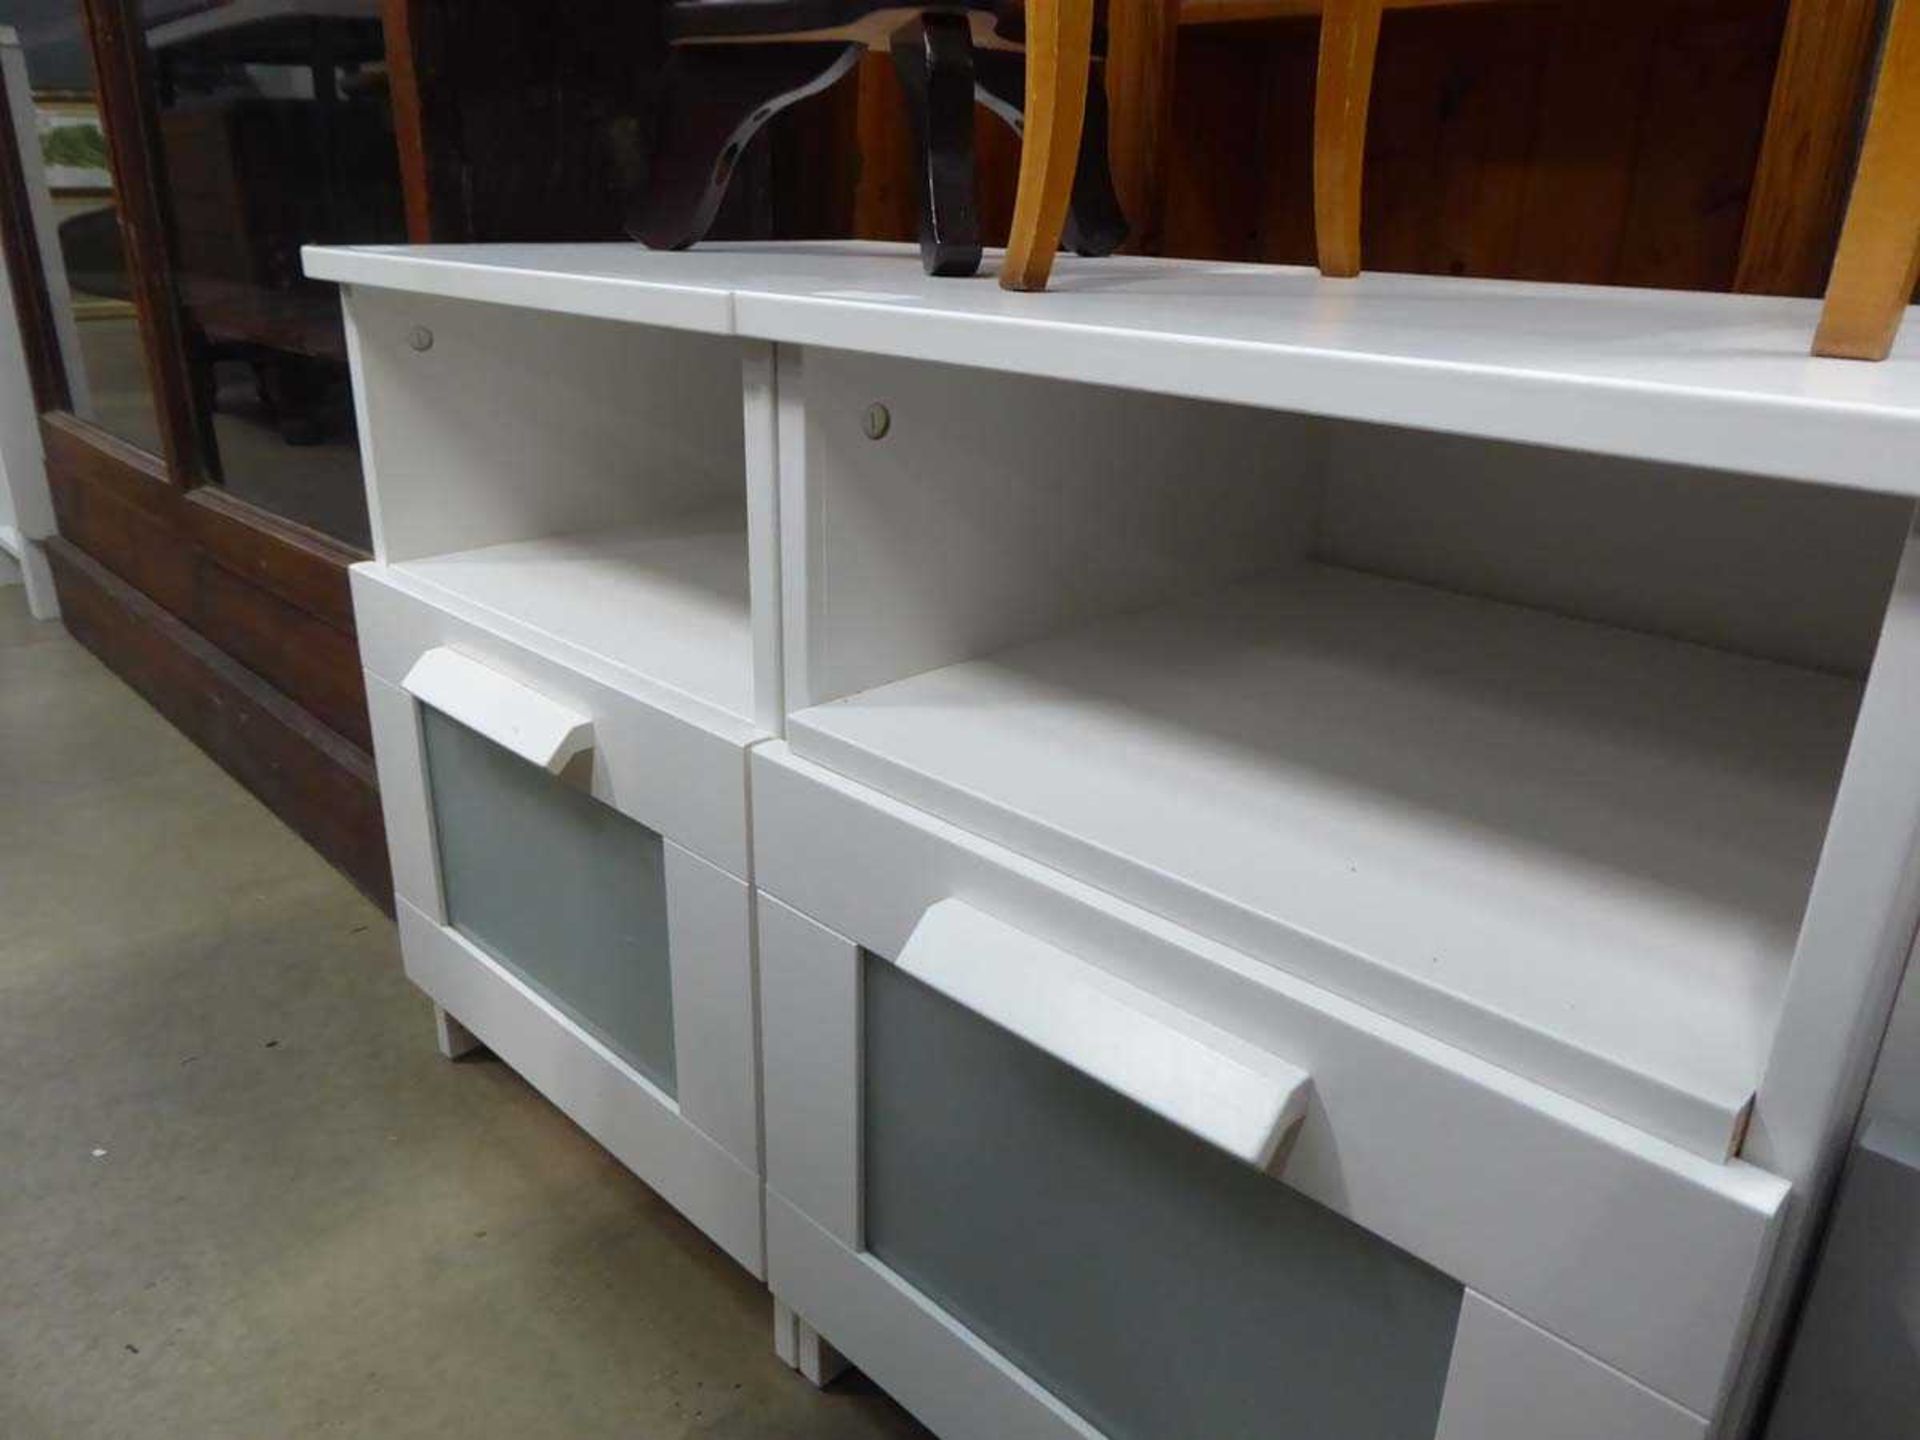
top-left (1320, 424), bottom-right (1912, 676)
top-left (799, 351), bottom-right (1325, 704)
top-left (350, 289), bottom-right (747, 563)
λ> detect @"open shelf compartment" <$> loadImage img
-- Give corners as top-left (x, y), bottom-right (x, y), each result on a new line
top-left (340, 277), bottom-right (775, 733)
top-left (781, 347), bottom-right (1914, 1160)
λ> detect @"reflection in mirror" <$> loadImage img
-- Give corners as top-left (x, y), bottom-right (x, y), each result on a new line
top-left (140, 0), bottom-right (403, 550)
top-left (0, 1), bottom-right (164, 452)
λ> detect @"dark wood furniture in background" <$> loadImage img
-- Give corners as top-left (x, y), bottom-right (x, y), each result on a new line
top-left (1006, 0), bottom-right (1901, 312)
top-left (634, 0), bottom-right (1125, 278)
top-left (0, 0), bottom-right (390, 903)
top-left (154, 5), bottom-right (399, 444)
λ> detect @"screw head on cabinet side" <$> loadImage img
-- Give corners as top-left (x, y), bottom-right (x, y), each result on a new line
top-left (863, 403), bottom-right (891, 440)
top-left (408, 326), bottom-right (435, 353)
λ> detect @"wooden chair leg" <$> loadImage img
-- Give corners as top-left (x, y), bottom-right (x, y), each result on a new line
top-left (1815, 0), bottom-right (1920, 360)
top-left (974, 50), bottom-right (1128, 258)
top-left (630, 41), bottom-right (862, 251)
top-left (1105, 0), bottom-right (1177, 254)
top-left (1314, 0), bottom-right (1384, 278)
top-left (891, 13), bottom-right (983, 277)
top-left (999, 0), bottom-right (1097, 291)
top-left (1065, 64), bottom-right (1130, 256)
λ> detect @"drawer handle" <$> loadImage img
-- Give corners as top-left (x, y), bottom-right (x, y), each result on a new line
top-left (402, 647), bottom-right (594, 774)
top-left (896, 900), bottom-right (1310, 1168)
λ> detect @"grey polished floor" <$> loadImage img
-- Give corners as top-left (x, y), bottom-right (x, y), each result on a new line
top-left (0, 586), bottom-right (927, 1439)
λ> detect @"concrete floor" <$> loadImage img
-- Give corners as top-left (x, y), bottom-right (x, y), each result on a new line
top-left (0, 587), bottom-right (929, 1440)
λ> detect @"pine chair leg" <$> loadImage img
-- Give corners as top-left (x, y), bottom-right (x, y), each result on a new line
top-left (999, 0), bottom-right (1097, 291)
top-left (975, 50), bottom-right (1128, 258)
top-left (1815, 0), bottom-right (1920, 360)
top-left (631, 41), bottom-right (862, 250)
top-left (891, 13), bottom-right (983, 277)
top-left (1314, 0), bottom-right (1384, 278)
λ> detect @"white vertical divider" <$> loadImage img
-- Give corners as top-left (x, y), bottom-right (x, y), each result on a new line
top-left (1734, 516), bottom-right (1920, 1433)
top-left (742, 341), bottom-right (785, 735)
top-left (776, 344), bottom-right (822, 712)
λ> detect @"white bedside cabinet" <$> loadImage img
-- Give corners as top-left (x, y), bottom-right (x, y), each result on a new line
top-left (753, 289), bottom-right (1920, 1438)
top-left (307, 242), bottom-right (1920, 1437)
top-left (312, 249), bottom-right (787, 1274)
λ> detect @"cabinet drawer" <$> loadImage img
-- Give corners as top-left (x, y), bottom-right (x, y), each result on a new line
top-left (353, 560), bottom-right (758, 877)
top-left (363, 662), bottom-right (765, 1272)
top-left (752, 743), bottom-right (1787, 1425)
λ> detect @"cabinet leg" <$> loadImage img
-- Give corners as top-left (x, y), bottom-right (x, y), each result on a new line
top-left (1000, 0), bottom-right (1097, 291)
top-left (434, 1005), bottom-right (483, 1060)
top-left (891, 13), bottom-right (983, 277)
top-left (631, 41), bottom-right (863, 251)
top-left (1314, 0), bottom-right (1384, 278)
top-left (1815, 0), bottom-right (1920, 360)
top-left (773, 1298), bottom-right (849, 1389)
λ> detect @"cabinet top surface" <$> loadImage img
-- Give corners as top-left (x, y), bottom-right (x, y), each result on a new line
top-left (306, 240), bottom-right (1920, 494)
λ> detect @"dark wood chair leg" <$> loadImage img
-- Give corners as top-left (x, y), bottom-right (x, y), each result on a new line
top-left (1064, 62), bottom-right (1128, 256)
top-left (975, 49), bottom-right (1128, 259)
top-left (891, 14), bottom-right (983, 277)
top-left (631, 41), bottom-right (862, 250)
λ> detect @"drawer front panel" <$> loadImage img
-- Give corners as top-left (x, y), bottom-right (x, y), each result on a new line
top-left (366, 673), bottom-right (764, 1216)
top-left (353, 561), bottom-right (754, 875)
top-left (751, 745), bottom-right (1787, 1416)
top-left (865, 952), bottom-right (1462, 1440)
top-left (423, 706), bottom-right (677, 1094)
top-left (399, 901), bottom-right (764, 1275)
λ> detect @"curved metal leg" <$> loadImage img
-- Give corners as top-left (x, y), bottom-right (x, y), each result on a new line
top-left (892, 13), bottom-right (983, 277)
top-left (631, 41), bottom-right (862, 250)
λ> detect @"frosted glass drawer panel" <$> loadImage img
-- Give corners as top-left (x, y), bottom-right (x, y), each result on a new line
top-left (422, 707), bottom-right (676, 1093)
top-left (863, 952), bottom-right (1463, 1440)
